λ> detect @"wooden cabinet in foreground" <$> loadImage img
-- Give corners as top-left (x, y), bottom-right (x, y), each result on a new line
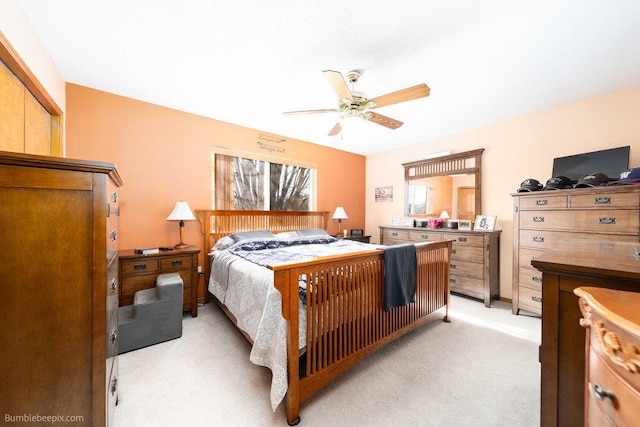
top-left (575, 286), bottom-right (640, 427)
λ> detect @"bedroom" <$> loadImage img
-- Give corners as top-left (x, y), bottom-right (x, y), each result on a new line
top-left (2, 1), bottom-right (640, 425)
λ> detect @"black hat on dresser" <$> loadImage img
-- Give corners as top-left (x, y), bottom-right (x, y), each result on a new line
top-left (517, 178), bottom-right (543, 192)
top-left (574, 172), bottom-right (612, 188)
top-left (543, 175), bottom-right (573, 190)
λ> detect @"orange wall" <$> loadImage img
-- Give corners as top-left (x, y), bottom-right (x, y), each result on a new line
top-left (65, 83), bottom-right (366, 299)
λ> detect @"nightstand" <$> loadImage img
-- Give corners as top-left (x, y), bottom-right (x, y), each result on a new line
top-left (119, 247), bottom-right (200, 317)
top-left (344, 234), bottom-right (371, 243)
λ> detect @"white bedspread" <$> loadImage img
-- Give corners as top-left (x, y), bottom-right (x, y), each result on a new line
top-left (208, 238), bottom-right (375, 410)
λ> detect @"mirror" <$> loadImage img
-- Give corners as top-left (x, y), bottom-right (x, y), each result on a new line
top-left (403, 149), bottom-right (483, 221)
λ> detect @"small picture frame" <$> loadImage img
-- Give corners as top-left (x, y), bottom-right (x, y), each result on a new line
top-left (474, 215), bottom-right (497, 231)
top-left (458, 220), bottom-right (472, 231)
top-left (351, 228), bottom-right (364, 237)
top-left (402, 217), bottom-right (415, 227)
top-left (390, 216), bottom-right (401, 225)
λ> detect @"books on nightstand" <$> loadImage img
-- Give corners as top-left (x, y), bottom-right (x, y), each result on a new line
top-left (134, 247), bottom-right (160, 255)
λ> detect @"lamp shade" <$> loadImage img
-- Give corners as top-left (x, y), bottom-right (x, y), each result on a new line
top-left (439, 210), bottom-right (450, 220)
top-left (166, 201), bottom-right (196, 221)
top-left (332, 206), bottom-right (348, 220)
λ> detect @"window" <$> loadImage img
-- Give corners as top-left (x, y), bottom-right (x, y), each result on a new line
top-left (214, 153), bottom-right (314, 210)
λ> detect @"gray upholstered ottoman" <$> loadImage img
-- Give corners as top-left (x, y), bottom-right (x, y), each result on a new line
top-left (118, 272), bottom-right (184, 354)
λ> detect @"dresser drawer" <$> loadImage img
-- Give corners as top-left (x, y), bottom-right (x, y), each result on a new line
top-left (519, 194), bottom-right (567, 209)
top-left (570, 191), bottom-right (640, 209)
top-left (519, 229), bottom-right (639, 250)
top-left (520, 210), bottom-right (639, 234)
top-left (107, 259), bottom-right (119, 316)
top-left (121, 258), bottom-right (159, 275)
top-left (519, 247), bottom-right (546, 269)
top-left (449, 259), bottom-right (482, 279)
top-left (451, 245), bottom-right (484, 263)
top-left (518, 266), bottom-right (543, 289)
top-left (450, 274), bottom-right (484, 297)
top-left (589, 315), bottom-right (640, 393)
top-left (518, 285), bottom-right (542, 313)
top-left (383, 229), bottom-right (410, 241)
top-left (160, 254), bottom-right (193, 271)
top-left (588, 350), bottom-right (640, 426)
top-left (445, 233), bottom-right (484, 247)
top-left (408, 230), bottom-right (442, 241)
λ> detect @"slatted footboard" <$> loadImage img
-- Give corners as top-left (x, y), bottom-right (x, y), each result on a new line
top-left (270, 240), bottom-right (452, 425)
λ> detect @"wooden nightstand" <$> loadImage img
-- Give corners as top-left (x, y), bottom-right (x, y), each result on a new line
top-left (119, 247), bottom-right (200, 317)
top-left (344, 234), bottom-right (371, 243)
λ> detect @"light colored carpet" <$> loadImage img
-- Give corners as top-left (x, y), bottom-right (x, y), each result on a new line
top-left (113, 294), bottom-right (540, 426)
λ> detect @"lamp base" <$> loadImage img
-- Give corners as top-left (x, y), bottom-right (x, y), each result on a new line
top-left (174, 242), bottom-right (188, 249)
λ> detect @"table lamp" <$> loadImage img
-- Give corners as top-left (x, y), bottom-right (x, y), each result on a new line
top-left (332, 206), bottom-right (348, 236)
top-left (166, 201), bottom-right (196, 249)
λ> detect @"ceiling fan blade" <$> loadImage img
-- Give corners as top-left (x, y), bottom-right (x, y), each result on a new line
top-left (322, 70), bottom-right (353, 101)
top-left (368, 112), bottom-right (404, 130)
top-left (368, 83), bottom-right (430, 109)
top-left (328, 122), bottom-right (342, 136)
top-left (283, 108), bottom-right (338, 116)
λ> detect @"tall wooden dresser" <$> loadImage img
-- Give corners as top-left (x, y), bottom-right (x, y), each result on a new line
top-left (512, 185), bottom-right (640, 315)
top-left (380, 226), bottom-right (500, 307)
top-left (0, 151), bottom-right (123, 426)
top-left (575, 287), bottom-right (640, 427)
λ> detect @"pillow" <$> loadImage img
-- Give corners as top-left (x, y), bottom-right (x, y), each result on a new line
top-left (212, 235), bottom-right (235, 251)
top-left (230, 229), bottom-right (275, 242)
top-left (275, 231), bottom-right (298, 239)
top-left (296, 228), bottom-right (329, 237)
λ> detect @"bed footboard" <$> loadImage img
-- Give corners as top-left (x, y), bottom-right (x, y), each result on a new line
top-left (269, 240), bottom-right (452, 425)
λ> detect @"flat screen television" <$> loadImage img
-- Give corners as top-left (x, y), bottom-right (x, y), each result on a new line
top-left (551, 146), bottom-right (630, 182)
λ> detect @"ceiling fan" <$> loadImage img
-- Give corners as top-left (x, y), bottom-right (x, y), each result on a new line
top-left (283, 69), bottom-right (430, 136)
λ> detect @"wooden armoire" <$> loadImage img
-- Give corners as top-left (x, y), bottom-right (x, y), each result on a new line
top-left (0, 151), bottom-right (123, 426)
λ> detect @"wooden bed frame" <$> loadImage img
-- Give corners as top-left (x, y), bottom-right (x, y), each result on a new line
top-left (196, 210), bottom-right (451, 425)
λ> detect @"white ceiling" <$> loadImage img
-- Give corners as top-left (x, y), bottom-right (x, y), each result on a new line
top-left (16, 0), bottom-right (640, 156)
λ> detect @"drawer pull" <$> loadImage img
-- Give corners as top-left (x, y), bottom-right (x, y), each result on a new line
top-left (111, 377), bottom-right (118, 395)
top-left (111, 192), bottom-right (118, 202)
top-left (458, 237), bottom-right (467, 242)
top-left (110, 278), bottom-right (118, 291)
top-left (450, 278), bottom-right (456, 284)
top-left (532, 236), bottom-right (544, 243)
top-left (533, 216), bottom-right (544, 222)
top-left (134, 264), bottom-right (147, 271)
top-left (450, 264), bottom-right (456, 269)
top-left (110, 230), bottom-right (117, 241)
top-left (171, 260), bottom-right (183, 266)
top-left (532, 276), bottom-right (542, 283)
top-left (392, 232), bottom-right (398, 236)
top-left (599, 217), bottom-right (615, 225)
top-left (594, 197), bottom-right (611, 204)
top-left (593, 384), bottom-right (614, 401)
top-left (110, 327), bottom-right (118, 343)
top-left (116, 206), bottom-right (121, 217)
top-left (531, 295), bottom-right (542, 303)
top-left (421, 234), bottom-right (429, 239)
top-left (535, 199), bottom-right (548, 206)
top-left (451, 249), bottom-right (456, 255)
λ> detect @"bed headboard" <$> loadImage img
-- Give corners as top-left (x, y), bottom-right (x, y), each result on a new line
top-left (195, 209), bottom-right (330, 252)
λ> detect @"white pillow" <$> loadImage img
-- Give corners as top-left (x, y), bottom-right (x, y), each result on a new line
top-left (212, 235), bottom-right (235, 251)
top-left (275, 231), bottom-right (298, 238)
top-left (296, 228), bottom-right (329, 237)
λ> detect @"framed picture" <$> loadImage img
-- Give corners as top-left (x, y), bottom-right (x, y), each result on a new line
top-left (375, 186), bottom-right (393, 202)
top-left (474, 215), bottom-right (497, 231)
top-left (458, 220), bottom-right (472, 231)
top-left (402, 217), bottom-right (415, 227)
top-left (390, 216), bottom-right (401, 225)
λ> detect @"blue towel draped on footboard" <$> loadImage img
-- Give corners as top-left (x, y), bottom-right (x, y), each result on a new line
top-left (383, 243), bottom-right (417, 311)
